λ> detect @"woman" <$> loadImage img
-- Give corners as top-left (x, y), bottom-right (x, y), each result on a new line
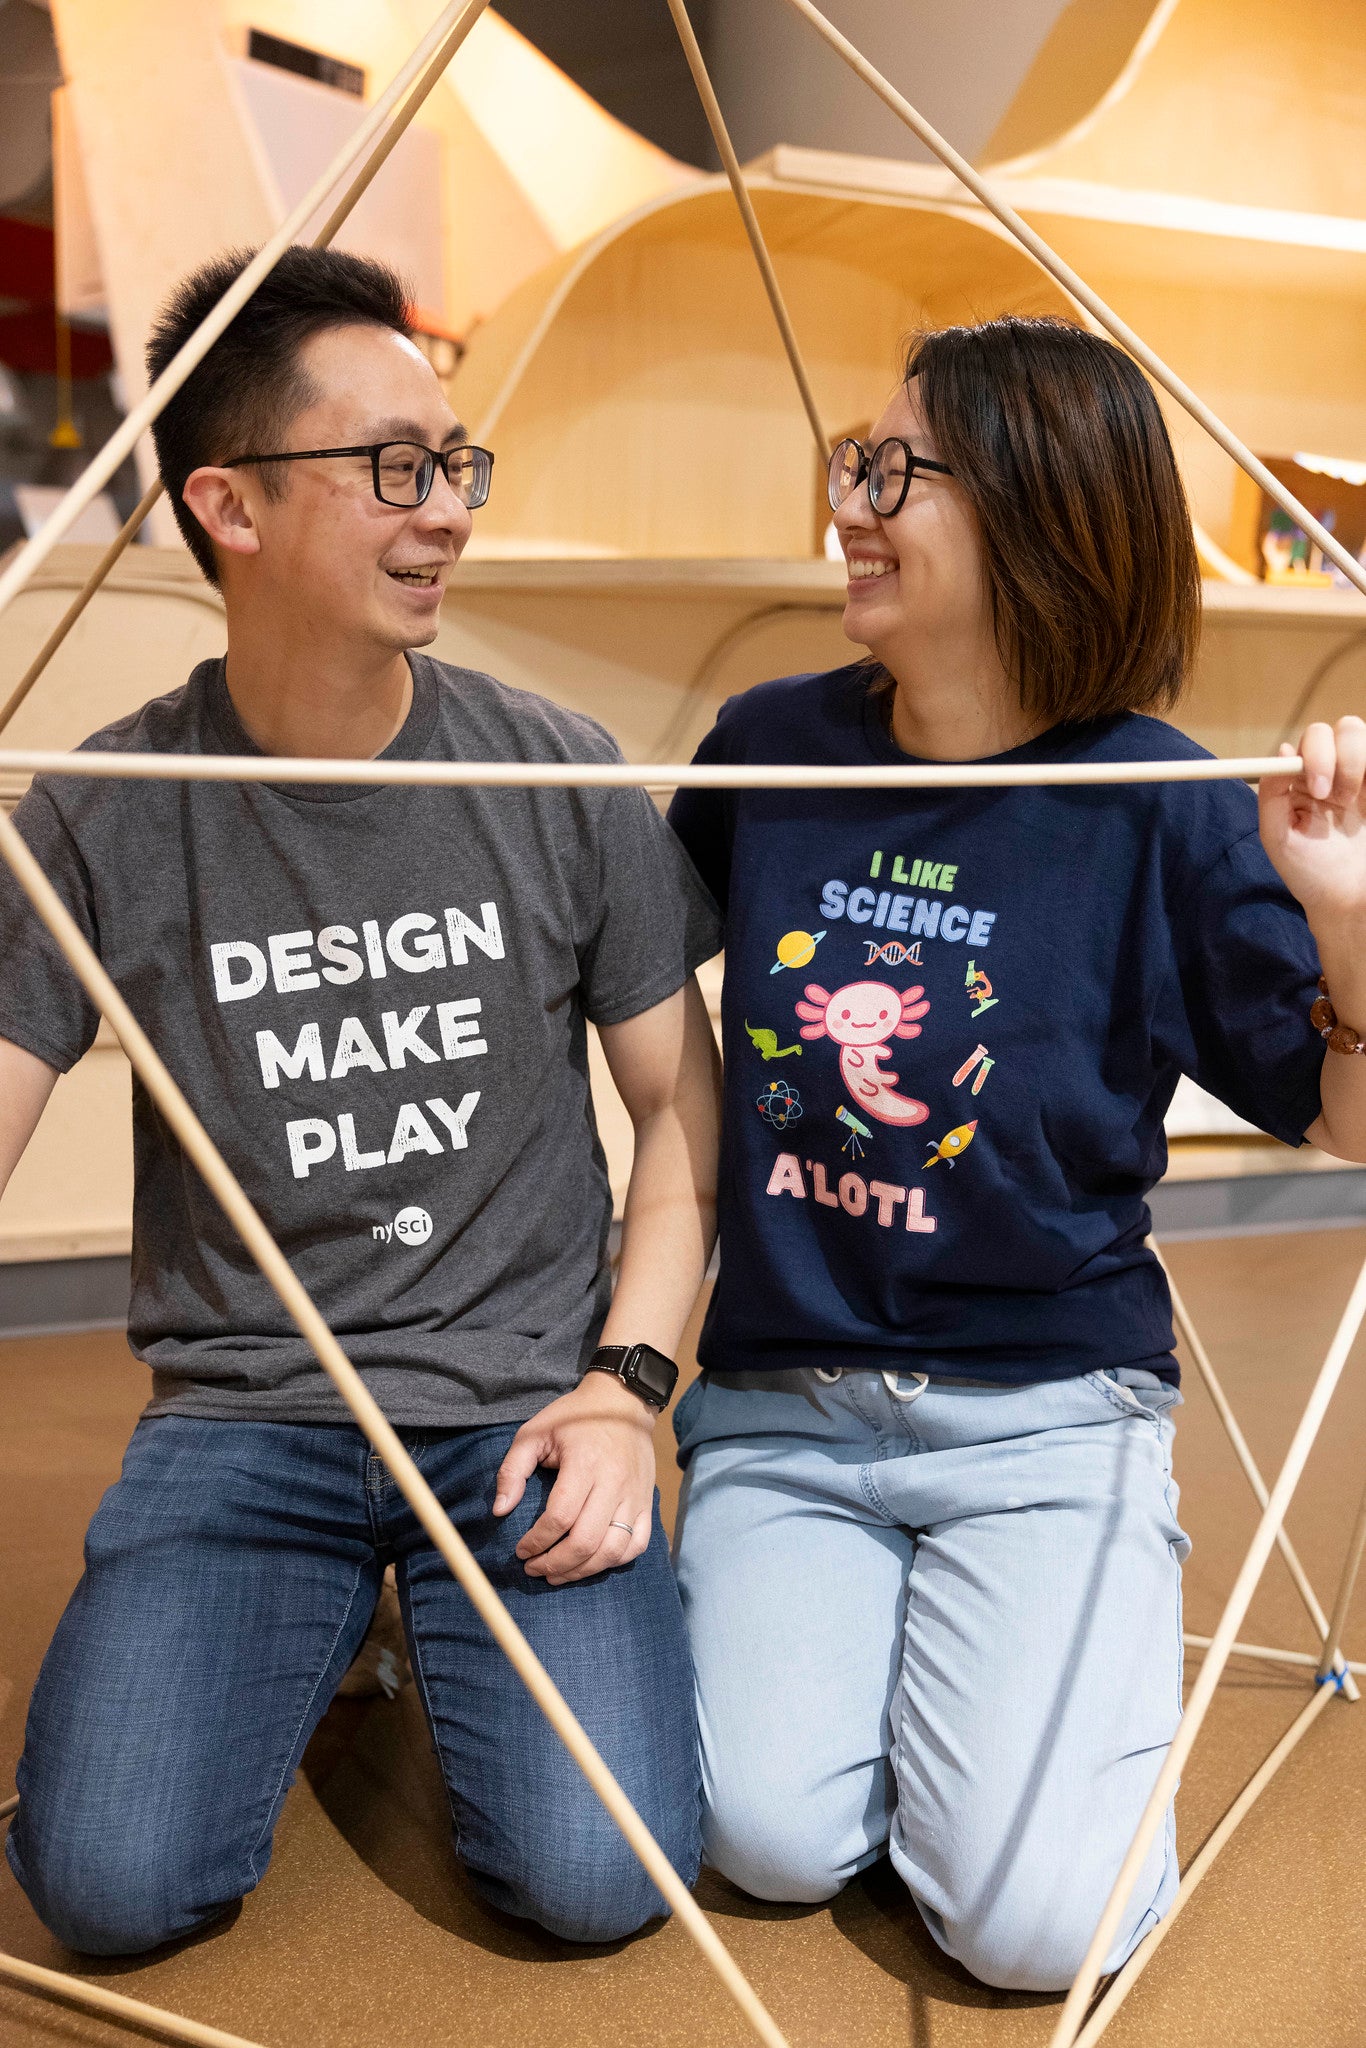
top-left (666, 317), bottom-right (1366, 1992)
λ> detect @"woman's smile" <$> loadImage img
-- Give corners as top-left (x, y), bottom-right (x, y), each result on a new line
top-left (844, 548), bottom-right (899, 590)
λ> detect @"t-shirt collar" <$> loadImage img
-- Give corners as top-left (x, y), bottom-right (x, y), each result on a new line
top-left (855, 668), bottom-right (1107, 770)
top-left (201, 651), bottom-right (439, 803)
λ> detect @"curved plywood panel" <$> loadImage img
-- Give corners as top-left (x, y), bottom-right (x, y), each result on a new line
top-left (987, 0), bottom-right (1366, 219)
top-left (978, 0), bottom-right (1171, 171)
top-left (453, 152), bottom-right (1366, 573)
top-left (454, 177), bottom-right (1073, 559)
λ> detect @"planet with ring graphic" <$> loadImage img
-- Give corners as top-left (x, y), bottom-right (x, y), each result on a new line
top-left (770, 929), bottom-right (825, 975)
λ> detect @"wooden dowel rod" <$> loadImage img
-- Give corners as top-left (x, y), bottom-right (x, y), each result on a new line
top-left (0, 1951), bottom-right (269, 2048)
top-left (775, 0), bottom-right (1366, 603)
top-left (1155, 1244), bottom-right (1358, 1698)
top-left (1184, 1633), bottom-right (1366, 1677)
top-left (0, 0), bottom-right (491, 624)
top-left (1070, 1681), bottom-right (1337, 2047)
top-left (0, 749), bottom-right (1306, 793)
top-left (1048, 1242), bottom-right (1366, 2046)
top-left (1315, 1469), bottom-right (1366, 1682)
top-left (0, 1793), bottom-right (16, 1819)
top-left (0, 807), bottom-right (789, 2048)
top-left (663, 0), bottom-right (828, 459)
top-left (0, 481), bottom-right (164, 738)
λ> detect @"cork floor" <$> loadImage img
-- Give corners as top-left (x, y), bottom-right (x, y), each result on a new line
top-left (2, 1226), bottom-right (1365, 2048)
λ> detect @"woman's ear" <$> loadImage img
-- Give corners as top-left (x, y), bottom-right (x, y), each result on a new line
top-left (180, 466), bottom-right (261, 562)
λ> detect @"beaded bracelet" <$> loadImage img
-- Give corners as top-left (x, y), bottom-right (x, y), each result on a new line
top-left (1311, 977), bottom-right (1366, 1056)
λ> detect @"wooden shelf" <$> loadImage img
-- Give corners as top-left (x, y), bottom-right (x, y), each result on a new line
top-left (453, 554), bottom-right (846, 598)
top-left (14, 544), bottom-right (1366, 616)
top-left (1201, 580), bottom-right (1366, 624)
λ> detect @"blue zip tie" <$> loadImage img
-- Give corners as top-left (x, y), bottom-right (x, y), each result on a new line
top-left (1315, 1665), bottom-right (1349, 1693)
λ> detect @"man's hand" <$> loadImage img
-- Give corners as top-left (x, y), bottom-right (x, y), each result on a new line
top-left (489, 978), bottom-right (715, 1584)
top-left (493, 1369), bottom-right (658, 1584)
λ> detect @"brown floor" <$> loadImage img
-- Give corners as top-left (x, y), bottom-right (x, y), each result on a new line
top-left (2, 1229), bottom-right (1366, 2047)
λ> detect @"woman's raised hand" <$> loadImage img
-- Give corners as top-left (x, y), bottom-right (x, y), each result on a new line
top-left (1259, 716), bottom-right (1366, 921)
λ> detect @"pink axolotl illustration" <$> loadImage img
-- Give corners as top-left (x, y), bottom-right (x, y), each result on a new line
top-left (794, 979), bottom-right (932, 1126)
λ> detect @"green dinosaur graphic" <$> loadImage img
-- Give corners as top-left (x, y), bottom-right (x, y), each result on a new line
top-left (746, 1020), bottom-right (803, 1061)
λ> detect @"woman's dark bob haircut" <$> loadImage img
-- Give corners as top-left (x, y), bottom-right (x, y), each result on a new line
top-left (900, 316), bottom-right (1201, 725)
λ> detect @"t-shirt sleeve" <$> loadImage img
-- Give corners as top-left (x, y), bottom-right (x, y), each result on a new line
top-left (0, 783), bottom-right (102, 1073)
top-left (1167, 826), bottom-right (1325, 1146)
top-left (665, 707), bottom-right (735, 917)
top-left (576, 782), bottom-right (723, 1028)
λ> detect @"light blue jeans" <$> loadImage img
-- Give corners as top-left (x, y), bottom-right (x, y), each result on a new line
top-left (673, 1364), bottom-right (1189, 1992)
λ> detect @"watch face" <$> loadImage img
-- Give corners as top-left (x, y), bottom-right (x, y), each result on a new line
top-left (629, 1345), bottom-right (677, 1403)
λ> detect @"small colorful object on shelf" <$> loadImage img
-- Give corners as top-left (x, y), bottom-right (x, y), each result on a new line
top-left (1262, 505), bottom-right (1334, 587)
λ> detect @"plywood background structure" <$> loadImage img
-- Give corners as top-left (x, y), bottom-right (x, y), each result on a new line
top-left (445, 0), bottom-right (1366, 571)
top-left (453, 183), bottom-right (1070, 559)
top-left (451, 137), bottom-right (1366, 574)
top-left (48, 0), bottom-right (696, 536)
top-left (46, 0), bottom-right (1366, 568)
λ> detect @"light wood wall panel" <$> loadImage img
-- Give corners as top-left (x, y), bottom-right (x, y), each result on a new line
top-left (0, 1027), bottom-right (133, 1265)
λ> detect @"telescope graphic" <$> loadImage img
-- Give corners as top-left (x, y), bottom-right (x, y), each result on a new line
top-left (835, 1104), bottom-right (872, 1158)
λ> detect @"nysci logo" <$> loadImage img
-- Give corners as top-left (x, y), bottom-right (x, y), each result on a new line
top-left (373, 1206), bottom-right (433, 1246)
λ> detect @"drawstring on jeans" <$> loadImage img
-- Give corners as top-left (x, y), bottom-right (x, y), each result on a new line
top-left (813, 1367), bottom-right (930, 1404)
top-left (882, 1369), bottom-right (929, 1404)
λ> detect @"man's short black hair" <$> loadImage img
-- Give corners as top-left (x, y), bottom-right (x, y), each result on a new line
top-left (146, 245), bottom-right (413, 586)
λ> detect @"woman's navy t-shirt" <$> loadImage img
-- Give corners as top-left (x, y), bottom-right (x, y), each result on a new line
top-left (668, 666), bottom-right (1326, 1386)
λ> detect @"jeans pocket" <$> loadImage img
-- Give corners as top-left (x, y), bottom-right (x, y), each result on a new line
top-left (1085, 1370), bottom-right (1181, 1422)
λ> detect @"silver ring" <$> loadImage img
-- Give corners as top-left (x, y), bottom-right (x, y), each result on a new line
top-left (609, 1519), bottom-right (635, 1535)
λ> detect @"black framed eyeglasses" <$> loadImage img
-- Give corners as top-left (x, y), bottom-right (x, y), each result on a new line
top-left (827, 436), bottom-right (952, 517)
top-left (222, 440), bottom-right (494, 509)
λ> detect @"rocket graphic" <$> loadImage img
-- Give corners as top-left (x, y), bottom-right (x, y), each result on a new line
top-left (923, 1120), bottom-right (977, 1169)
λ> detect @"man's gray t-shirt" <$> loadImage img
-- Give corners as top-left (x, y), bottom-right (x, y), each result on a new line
top-left (0, 654), bottom-right (720, 1426)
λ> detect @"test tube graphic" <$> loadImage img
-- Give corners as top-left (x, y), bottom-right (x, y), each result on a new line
top-left (953, 1043), bottom-right (994, 1093)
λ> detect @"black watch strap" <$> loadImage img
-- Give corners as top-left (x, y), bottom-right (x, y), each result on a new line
top-left (587, 1342), bottom-right (678, 1412)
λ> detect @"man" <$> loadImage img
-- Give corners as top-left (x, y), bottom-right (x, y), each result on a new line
top-left (0, 246), bottom-right (720, 1953)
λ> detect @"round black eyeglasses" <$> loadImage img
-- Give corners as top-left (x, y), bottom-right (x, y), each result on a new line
top-left (827, 436), bottom-right (952, 518)
top-left (222, 440), bottom-right (494, 510)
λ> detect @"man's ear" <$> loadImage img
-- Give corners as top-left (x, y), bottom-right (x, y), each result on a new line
top-left (180, 466), bottom-right (262, 560)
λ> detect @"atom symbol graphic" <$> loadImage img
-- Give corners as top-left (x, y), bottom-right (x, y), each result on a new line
top-left (756, 1078), bottom-right (803, 1130)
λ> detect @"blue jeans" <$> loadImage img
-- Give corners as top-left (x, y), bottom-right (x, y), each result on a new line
top-left (7, 1416), bottom-right (699, 1954)
top-left (673, 1365), bottom-right (1188, 1993)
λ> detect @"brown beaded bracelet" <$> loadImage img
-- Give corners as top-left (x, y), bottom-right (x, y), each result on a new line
top-left (1312, 977), bottom-right (1366, 1056)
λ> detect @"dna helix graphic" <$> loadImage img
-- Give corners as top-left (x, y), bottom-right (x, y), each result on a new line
top-left (863, 939), bottom-right (923, 968)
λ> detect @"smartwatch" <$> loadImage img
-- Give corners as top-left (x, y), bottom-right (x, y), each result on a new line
top-left (586, 1342), bottom-right (678, 1412)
